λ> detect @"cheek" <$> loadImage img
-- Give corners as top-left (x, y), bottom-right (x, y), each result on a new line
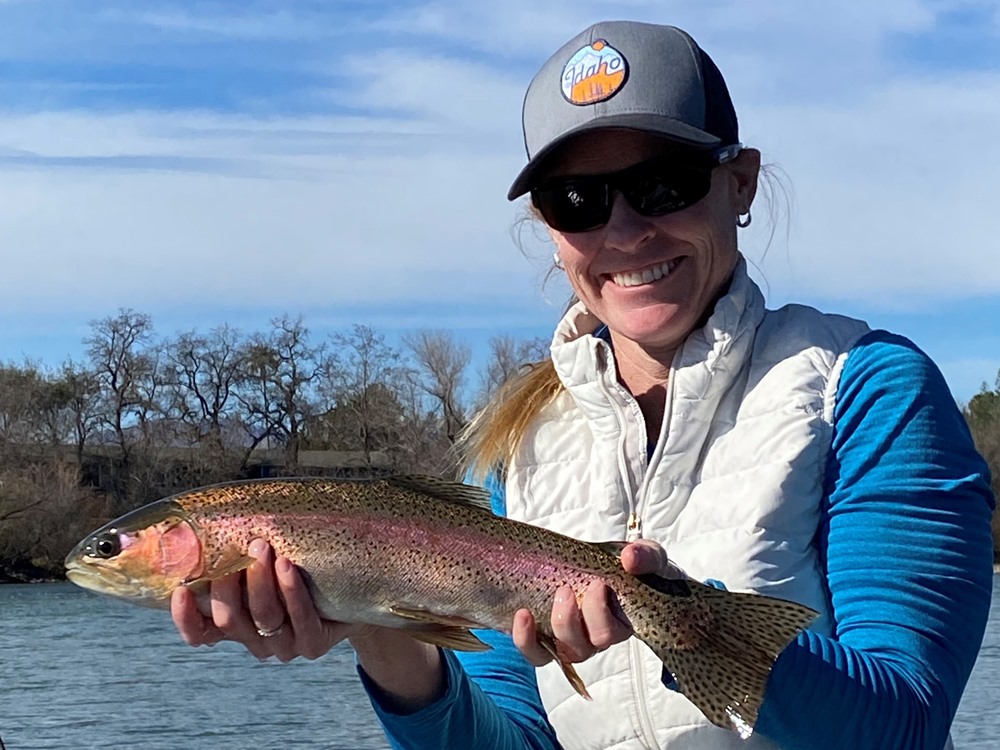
top-left (671, 207), bottom-right (738, 269)
top-left (552, 233), bottom-right (599, 279)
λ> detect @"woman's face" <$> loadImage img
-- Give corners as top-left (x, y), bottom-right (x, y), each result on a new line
top-left (541, 130), bottom-right (759, 358)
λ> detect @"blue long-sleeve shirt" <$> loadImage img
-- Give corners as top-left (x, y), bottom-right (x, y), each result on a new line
top-left (361, 331), bottom-right (995, 749)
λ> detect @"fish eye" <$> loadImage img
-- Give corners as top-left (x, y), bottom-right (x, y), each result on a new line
top-left (93, 533), bottom-right (121, 559)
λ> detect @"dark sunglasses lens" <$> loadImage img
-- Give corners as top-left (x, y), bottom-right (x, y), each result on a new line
top-left (626, 165), bottom-right (712, 216)
top-left (532, 181), bottom-right (609, 233)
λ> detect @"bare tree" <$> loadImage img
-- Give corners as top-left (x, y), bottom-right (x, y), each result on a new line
top-left (324, 325), bottom-right (407, 468)
top-left (234, 316), bottom-right (323, 473)
top-left (0, 362), bottom-right (47, 446)
top-left (404, 330), bottom-right (471, 446)
top-left (165, 325), bottom-right (246, 455)
top-left (85, 309), bottom-right (155, 510)
top-left (58, 361), bottom-right (102, 467)
top-left (234, 339), bottom-right (282, 469)
top-left (392, 372), bottom-right (455, 474)
top-left (476, 333), bottom-right (549, 408)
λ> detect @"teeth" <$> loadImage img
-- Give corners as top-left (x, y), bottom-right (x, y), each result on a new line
top-left (612, 260), bottom-right (677, 288)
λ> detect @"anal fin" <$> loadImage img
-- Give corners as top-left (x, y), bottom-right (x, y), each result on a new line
top-left (536, 631), bottom-right (591, 701)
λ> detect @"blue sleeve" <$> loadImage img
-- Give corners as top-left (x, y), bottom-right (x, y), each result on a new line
top-left (361, 471), bottom-right (559, 750)
top-left (756, 330), bottom-right (996, 749)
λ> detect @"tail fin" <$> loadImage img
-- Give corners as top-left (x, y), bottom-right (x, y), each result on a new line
top-left (633, 580), bottom-right (817, 737)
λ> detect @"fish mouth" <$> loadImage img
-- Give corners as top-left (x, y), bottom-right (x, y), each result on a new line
top-left (64, 560), bottom-right (133, 595)
top-left (64, 561), bottom-right (172, 608)
top-left (64, 558), bottom-right (168, 603)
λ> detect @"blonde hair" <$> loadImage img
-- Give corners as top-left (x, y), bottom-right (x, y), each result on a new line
top-left (458, 359), bottom-right (563, 482)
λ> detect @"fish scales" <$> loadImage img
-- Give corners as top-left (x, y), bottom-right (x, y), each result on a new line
top-left (181, 479), bottom-right (632, 633)
top-left (65, 475), bottom-right (818, 737)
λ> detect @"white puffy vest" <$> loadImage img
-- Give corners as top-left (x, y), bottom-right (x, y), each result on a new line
top-left (504, 260), bottom-right (871, 749)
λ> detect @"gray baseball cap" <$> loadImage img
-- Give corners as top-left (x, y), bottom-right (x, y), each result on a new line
top-left (508, 21), bottom-right (739, 199)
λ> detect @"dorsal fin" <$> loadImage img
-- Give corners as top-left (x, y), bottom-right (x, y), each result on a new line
top-left (592, 540), bottom-right (629, 558)
top-left (386, 475), bottom-right (493, 513)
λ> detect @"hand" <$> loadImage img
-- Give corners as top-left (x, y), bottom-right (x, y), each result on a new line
top-left (170, 539), bottom-right (361, 662)
top-left (512, 539), bottom-right (678, 667)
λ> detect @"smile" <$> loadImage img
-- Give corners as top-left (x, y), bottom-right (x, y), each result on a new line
top-left (609, 259), bottom-right (680, 288)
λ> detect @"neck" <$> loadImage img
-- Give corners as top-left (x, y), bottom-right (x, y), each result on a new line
top-left (609, 336), bottom-right (675, 445)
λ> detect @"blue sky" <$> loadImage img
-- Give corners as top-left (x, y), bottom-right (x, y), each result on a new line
top-left (1, 0), bottom-right (999, 402)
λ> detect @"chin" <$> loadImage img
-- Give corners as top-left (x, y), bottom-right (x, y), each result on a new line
top-left (614, 314), bottom-right (690, 351)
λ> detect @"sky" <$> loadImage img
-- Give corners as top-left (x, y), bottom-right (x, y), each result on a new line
top-left (1, 0), bottom-right (999, 403)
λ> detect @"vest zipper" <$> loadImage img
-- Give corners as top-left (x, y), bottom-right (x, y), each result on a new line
top-left (626, 511), bottom-right (642, 542)
top-left (595, 359), bottom-right (640, 538)
top-left (596, 353), bottom-right (658, 748)
top-left (630, 640), bottom-right (661, 750)
top-left (611, 380), bottom-right (646, 543)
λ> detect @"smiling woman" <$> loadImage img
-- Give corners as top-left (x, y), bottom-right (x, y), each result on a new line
top-left (166, 18), bottom-right (996, 750)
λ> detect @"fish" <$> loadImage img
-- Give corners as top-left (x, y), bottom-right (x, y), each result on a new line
top-left (64, 475), bottom-right (817, 736)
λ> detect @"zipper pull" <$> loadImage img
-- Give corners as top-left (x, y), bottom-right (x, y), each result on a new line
top-left (626, 512), bottom-right (642, 542)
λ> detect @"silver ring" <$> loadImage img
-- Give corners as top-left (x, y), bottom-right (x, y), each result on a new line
top-left (256, 624), bottom-right (284, 638)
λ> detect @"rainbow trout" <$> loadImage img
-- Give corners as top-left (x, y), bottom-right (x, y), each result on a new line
top-left (64, 475), bottom-right (816, 736)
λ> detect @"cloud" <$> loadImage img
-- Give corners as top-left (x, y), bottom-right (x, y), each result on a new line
top-left (0, 0), bottom-right (998, 400)
top-left (741, 69), bottom-right (1000, 306)
top-left (0, 107), bottom-right (544, 324)
top-left (132, 9), bottom-right (336, 40)
top-left (340, 50), bottom-right (525, 144)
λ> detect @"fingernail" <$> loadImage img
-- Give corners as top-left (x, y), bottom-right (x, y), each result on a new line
top-left (248, 539), bottom-right (267, 557)
top-left (275, 556), bottom-right (291, 576)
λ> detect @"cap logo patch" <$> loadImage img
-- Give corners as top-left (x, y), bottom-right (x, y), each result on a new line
top-left (561, 39), bottom-right (628, 106)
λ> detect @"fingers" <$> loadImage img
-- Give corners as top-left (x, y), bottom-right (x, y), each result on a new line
top-left (512, 609), bottom-right (551, 667)
top-left (579, 580), bottom-right (631, 650)
top-left (171, 539), bottom-right (350, 664)
top-left (171, 586), bottom-right (223, 647)
top-left (620, 539), bottom-right (683, 578)
top-left (246, 539), bottom-right (285, 637)
top-left (274, 554), bottom-right (343, 661)
top-left (513, 581), bottom-right (633, 668)
top-left (550, 585), bottom-right (589, 661)
top-left (211, 569), bottom-right (272, 660)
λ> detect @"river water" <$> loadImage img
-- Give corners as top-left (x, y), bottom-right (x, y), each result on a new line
top-left (1, 579), bottom-right (998, 749)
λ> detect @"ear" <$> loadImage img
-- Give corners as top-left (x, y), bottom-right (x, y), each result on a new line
top-left (729, 148), bottom-right (761, 214)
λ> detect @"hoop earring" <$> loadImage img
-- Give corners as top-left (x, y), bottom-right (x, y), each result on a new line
top-left (737, 211), bottom-right (752, 228)
top-left (553, 251), bottom-right (564, 269)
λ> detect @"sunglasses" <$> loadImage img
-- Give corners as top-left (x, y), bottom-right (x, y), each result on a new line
top-left (531, 143), bottom-right (743, 233)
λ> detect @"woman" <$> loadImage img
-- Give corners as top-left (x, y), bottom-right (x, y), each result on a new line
top-left (172, 20), bottom-right (995, 750)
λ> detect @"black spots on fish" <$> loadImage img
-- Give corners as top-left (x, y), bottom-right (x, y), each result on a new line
top-left (637, 573), bottom-right (692, 598)
top-left (659, 599), bottom-right (715, 651)
top-left (633, 582), bottom-right (817, 732)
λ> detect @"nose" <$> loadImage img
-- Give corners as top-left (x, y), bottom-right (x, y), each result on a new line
top-left (602, 191), bottom-right (656, 252)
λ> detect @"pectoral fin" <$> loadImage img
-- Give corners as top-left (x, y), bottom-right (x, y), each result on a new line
top-left (390, 606), bottom-right (492, 652)
top-left (183, 552), bottom-right (255, 586)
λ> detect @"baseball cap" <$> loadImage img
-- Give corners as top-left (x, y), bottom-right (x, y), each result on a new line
top-left (508, 21), bottom-right (739, 200)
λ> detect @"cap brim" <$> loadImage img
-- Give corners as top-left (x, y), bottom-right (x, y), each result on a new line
top-left (506, 114), bottom-right (721, 200)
